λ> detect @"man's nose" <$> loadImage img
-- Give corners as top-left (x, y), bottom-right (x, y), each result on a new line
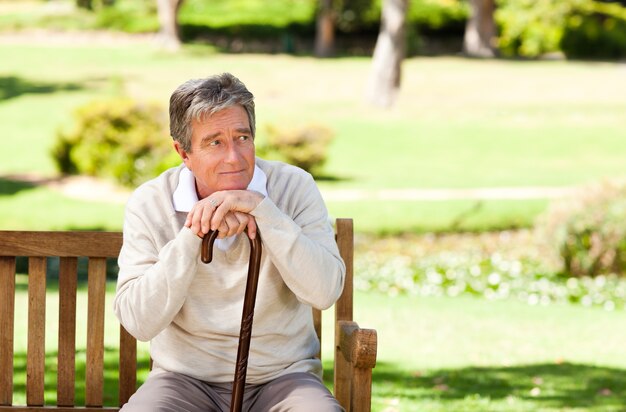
top-left (224, 143), bottom-right (243, 163)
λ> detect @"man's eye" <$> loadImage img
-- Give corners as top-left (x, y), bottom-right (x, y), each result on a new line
top-left (238, 135), bottom-right (249, 141)
top-left (208, 140), bottom-right (221, 146)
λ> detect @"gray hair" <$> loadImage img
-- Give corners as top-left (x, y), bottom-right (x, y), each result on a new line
top-left (169, 73), bottom-right (255, 152)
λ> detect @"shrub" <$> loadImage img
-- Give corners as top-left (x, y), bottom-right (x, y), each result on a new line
top-left (537, 180), bottom-right (626, 278)
top-left (408, 0), bottom-right (467, 32)
top-left (256, 124), bottom-right (335, 176)
top-left (497, 0), bottom-right (626, 59)
top-left (561, 5), bottom-right (626, 60)
top-left (52, 98), bottom-right (180, 187)
top-left (94, 0), bottom-right (159, 33)
top-left (496, 0), bottom-right (569, 57)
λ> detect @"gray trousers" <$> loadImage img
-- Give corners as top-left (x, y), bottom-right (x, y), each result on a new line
top-left (120, 368), bottom-right (344, 412)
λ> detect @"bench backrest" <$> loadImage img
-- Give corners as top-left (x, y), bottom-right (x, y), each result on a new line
top-left (0, 219), bottom-right (354, 410)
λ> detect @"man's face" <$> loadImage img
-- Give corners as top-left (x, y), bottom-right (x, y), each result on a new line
top-left (174, 105), bottom-right (255, 199)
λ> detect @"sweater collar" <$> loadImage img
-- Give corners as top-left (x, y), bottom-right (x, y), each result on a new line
top-left (173, 164), bottom-right (268, 213)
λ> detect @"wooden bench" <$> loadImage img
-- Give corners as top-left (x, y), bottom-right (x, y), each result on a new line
top-left (0, 218), bottom-right (377, 411)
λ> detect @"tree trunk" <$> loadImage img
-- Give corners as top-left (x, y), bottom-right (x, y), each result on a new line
top-left (463, 0), bottom-right (497, 58)
top-left (76, 0), bottom-right (93, 10)
top-left (156, 0), bottom-right (184, 51)
top-left (365, 0), bottom-right (408, 108)
top-left (315, 0), bottom-right (335, 57)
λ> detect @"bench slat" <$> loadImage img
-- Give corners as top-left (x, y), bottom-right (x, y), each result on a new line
top-left (27, 257), bottom-right (47, 407)
top-left (0, 232), bottom-right (122, 258)
top-left (57, 258), bottom-right (78, 407)
top-left (313, 309), bottom-right (322, 360)
top-left (85, 258), bottom-right (106, 407)
top-left (0, 257), bottom-right (16, 406)
top-left (118, 326), bottom-right (136, 407)
top-left (334, 219), bottom-right (354, 410)
top-left (335, 219), bottom-right (354, 323)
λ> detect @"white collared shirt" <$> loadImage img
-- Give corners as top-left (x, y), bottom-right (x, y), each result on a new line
top-left (172, 164), bottom-right (268, 250)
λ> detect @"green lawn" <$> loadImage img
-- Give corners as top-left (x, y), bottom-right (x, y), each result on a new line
top-left (361, 294), bottom-right (626, 411)
top-left (9, 286), bottom-right (626, 411)
top-left (1, 43), bottom-right (626, 233)
top-left (0, 178), bottom-right (124, 230)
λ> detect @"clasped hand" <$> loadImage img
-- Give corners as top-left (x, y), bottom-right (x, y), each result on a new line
top-left (184, 190), bottom-right (264, 240)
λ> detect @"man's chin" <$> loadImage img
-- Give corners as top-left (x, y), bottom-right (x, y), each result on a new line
top-left (218, 181), bottom-right (251, 191)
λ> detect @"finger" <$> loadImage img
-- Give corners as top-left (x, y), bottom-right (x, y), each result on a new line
top-left (246, 216), bottom-right (258, 240)
top-left (187, 206), bottom-right (203, 237)
top-left (210, 198), bottom-right (231, 231)
top-left (185, 203), bottom-right (198, 228)
top-left (223, 213), bottom-right (240, 238)
top-left (232, 212), bottom-right (248, 235)
top-left (200, 204), bottom-right (213, 235)
top-left (216, 218), bottom-right (229, 238)
top-left (196, 206), bottom-right (212, 236)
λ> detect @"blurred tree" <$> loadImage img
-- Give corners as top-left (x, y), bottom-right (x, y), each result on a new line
top-left (366, 0), bottom-right (408, 108)
top-left (76, 0), bottom-right (93, 9)
top-left (463, 0), bottom-right (497, 57)
top-left (157, 0), bottom-right (185, 50)
top-left (315, 0), bottom-right (336, 57)
top-left (76, 0), bottom-right (115, 11)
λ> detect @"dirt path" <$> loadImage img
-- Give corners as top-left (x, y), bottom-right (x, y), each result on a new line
top-left (320, 187), bottom-right (576, 201)
top-left (3, 173), bottom-right (576, 204)
top-left (0, 29), bottom-right (156, 47)
top-left (4, 173), bottom-right (132, 204)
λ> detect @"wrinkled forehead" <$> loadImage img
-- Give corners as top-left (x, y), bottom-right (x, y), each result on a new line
top-left (194, 104), bottom-right (254, 135)
top-left (192, 105), bottom-right (250, 133)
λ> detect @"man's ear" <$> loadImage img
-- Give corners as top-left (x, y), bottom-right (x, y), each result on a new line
top-left (173, 141), bottom-right (191, 169)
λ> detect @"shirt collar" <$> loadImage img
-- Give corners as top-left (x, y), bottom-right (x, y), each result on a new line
top-left (173, 164), bottom-right (268, 213)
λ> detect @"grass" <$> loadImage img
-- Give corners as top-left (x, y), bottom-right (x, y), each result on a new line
top-left (355, 292), bottom-right (626, 411)
top-left (8, 286), bottom-right (626, 411)
top-left (0, 180), bottom-right (124, 230)
top-left (327, 198), bottom-right (551, 234)
top-left (1, 43), bottom-right (626, 233)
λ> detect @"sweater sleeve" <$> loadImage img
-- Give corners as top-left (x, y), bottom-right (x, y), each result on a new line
top-left (250, 171), bottom-right (345, 310)
top-left (113, 204), bottom-right (202, 342)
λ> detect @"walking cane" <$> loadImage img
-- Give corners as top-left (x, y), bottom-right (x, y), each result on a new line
top-left (201, 230), bottom-right (263, 412)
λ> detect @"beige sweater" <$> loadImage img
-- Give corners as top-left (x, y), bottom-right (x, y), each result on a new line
top-left (114, 158), bottom-right (345, 384)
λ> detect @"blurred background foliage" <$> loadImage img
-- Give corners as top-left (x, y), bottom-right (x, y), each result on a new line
top-left (52, 97), bottom-right (179, 186)
top-left (497, 0), bottom-right (626, 58)
top-left (539, 180), bottom-right (626, 279)
top-left (255, 123), bottom-right (335, 177)
top-left (1, 0), bottom-right (624, 281)
top-left (356, 180), bottom-right (626, 311)
top-left (1, 0), bottom-right (625, 59)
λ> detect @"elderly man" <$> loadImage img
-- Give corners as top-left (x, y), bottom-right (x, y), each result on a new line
top-left (113, 73), bottom-right (345, 411)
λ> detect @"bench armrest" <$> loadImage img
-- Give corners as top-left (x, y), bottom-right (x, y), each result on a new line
top-left (334, 320), bottom-right (377, 412)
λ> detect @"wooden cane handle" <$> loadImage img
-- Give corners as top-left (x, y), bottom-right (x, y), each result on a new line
top-left (201, 230), bottom-right (220, 264)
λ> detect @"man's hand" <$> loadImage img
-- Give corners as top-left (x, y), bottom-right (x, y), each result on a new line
top-left (185, 190), bottom-right (264, 239)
